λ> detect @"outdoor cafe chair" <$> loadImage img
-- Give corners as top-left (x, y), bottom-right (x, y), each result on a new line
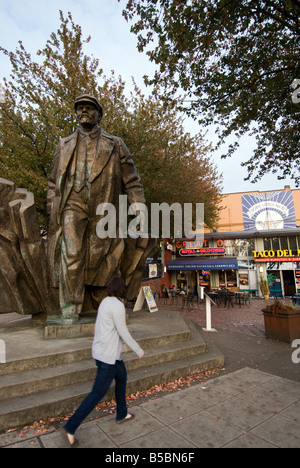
top-left (218, 290), bottom-right (234, 308)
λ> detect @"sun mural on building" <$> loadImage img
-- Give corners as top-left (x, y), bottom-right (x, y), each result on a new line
top-left (242, 191), bottom-right (297, 231)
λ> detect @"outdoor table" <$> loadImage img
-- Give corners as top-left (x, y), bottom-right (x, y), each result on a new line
top-left (216, 290), bottom-right (234, 308)
top-left (234, 291), bottom-right (251, 307)
top-left (235, 291), bottom-right (244, 307)
top-left (181, 294), bottom-right (199, 308)
top-left (226, 292), bottom-right (235, 308)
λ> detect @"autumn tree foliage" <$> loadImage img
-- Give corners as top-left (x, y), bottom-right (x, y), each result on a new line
top-left (122, 0), bottom-right (300, 185)
top-left (0, 11), bottom-right (222, 230)
top-left (116, 84), bottom-right (222, 229)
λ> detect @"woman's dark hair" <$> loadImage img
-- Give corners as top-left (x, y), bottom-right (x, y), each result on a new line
top-left (107, 277), bottom-right (127, 300)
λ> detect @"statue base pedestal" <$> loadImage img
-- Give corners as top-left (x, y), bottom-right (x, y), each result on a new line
top-left (44, 311), bottom-right (129, 340)
top-left (44, 316), bottom-right (95, 340)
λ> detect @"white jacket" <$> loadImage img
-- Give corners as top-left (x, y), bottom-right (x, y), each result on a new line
top-left (92, 296), bottom-right (144, 364)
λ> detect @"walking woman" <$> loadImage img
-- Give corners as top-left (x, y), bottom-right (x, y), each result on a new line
top-left (62, 277), bottom-right (144, 446)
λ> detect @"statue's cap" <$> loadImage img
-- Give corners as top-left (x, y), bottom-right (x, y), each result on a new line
top-left (74, 94), bottom-right (103, 116)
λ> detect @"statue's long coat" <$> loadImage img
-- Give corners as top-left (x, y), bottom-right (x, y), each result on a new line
top-left (47, 128), bottom-right (152, 298)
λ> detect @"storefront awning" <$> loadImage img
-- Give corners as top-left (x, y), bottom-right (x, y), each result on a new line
top-left (167, 258), bottom-right (238, 271)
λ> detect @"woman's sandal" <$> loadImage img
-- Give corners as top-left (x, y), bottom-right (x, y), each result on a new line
top-left (61, 428), bottom-right (78, 447)
top-left (117, 413), bottom-right (135, 424)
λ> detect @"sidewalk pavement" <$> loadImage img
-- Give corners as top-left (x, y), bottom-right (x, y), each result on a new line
top-left (1, 298), bottom-right (300, 449)
top-left (0, 366), bottom-right (299, 448)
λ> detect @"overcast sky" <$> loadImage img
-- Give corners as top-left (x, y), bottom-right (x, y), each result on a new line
top-left (0, 0), bottom-right (295, 194)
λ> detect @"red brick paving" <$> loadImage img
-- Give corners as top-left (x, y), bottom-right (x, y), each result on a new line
top-left (180, 300), bottom-right (266, 337)
top-left (157, 297), bottom-right (292, 338)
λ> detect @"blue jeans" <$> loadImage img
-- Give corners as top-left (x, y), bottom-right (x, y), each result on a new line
top-left (64, 359), bottom-right (128, 435)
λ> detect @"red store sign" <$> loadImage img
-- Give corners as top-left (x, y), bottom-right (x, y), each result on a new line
top-left (176, 239), bottom-right (225, 258)
top-left (254, 257), bottom-right (300, 263)
top-left (179, 248), bottom-right (226, 257)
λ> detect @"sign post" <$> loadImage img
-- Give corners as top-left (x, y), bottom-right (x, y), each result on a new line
top-left (202, 293), bottom-right (217, 333)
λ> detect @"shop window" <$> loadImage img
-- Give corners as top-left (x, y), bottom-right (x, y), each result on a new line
top-left (224, 240), bottom-right (235, 256)
top-left (267, 271), bottom-right (282, 297)
top-left (289, 237), bottom-right (297, 252)
top-left (199, 271), bottom-right (210, 287)
top-left (267, 261), bottom-right (280, 270)
top-left (239, 272), bottom-right (249, 287)
top-left (280, 262), bottom-right (297, 270)
top-left (226, 270), bottom-right (237, 287)
top-left (238, 260), bottom-right (249, 269)
top-left (236, 239), bottom-right (248, 257)
top-left (264, 238), bottom-right (272, 250)
top-left (219, 270), bottom-right (226, 287)
top-left (219, 270), bottom-right (237, 288)
top-left (248, 239), bottom-right (255, 256)
top-left (296, 270), bottom-right (300, 291)
top-left (280, 237), bottom-right (289, 251)
top-left (272, 237), bottom-right (280, 251)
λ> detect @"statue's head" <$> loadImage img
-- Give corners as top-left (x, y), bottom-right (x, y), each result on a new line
top-left (74, 94), bottom-right (103, 127)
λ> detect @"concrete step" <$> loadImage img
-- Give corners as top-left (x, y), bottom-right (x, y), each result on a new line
top-left (0, 312), bottom-right (224, 432)
top-left (0, 338), bottom-right (224, 433)
top-left (0, 312), bottom-right (191, 376)
top-left (0, 321), bottom-right (205, 402)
